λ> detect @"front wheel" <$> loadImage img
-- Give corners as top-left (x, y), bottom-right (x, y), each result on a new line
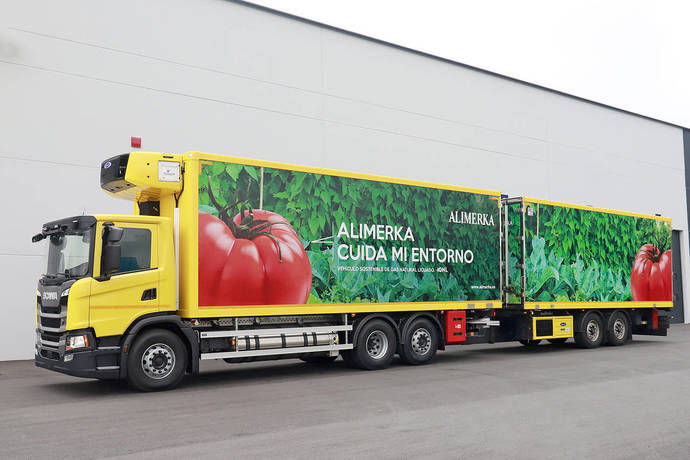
top-left (127, 329), bottom-right (187, 392)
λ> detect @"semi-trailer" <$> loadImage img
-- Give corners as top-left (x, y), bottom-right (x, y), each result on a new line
top-left (32, 151), bottom-right (673, 391)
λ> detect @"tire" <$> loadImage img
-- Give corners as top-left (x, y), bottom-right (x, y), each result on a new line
top-left (519, 339), bottom-right (542, 347)
top-left (547, 338), bottom-right (568, 345)
top-left (352, 319), bottom-right (397, 370)
top-left (399, 318), bottom-right (438, 365)
top-left (606, 311), bottom-right (629, 346)
top-left (575, 312), bottom-right (605, 349)
top-left (300, 354), bottom-right (338, 365)
top-left (126, 329), bottom-right (187, 392)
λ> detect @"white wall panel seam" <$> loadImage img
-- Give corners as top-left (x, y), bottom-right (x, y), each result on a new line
top-left (7, 26), bottom-right (677, 167)
top-left (1, 60), bottom-right (558, 164)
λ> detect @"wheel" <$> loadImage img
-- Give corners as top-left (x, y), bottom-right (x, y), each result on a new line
top-left (606, 311), bottom-right (629, 346)
top-left (519, 339), bottom-right (542, 347)
top-left (353, 319), bottom-right (397, 370)
top-left (126, 329), bottom-right (187, 392)
top-left (547, 338), bottom-right (568, 345)
top-left (300, 354), bottom-right (338, 365)
top-left (400, 318), bottom-right (438, 365)
top-left (575, 313), bottom-right (604, 349)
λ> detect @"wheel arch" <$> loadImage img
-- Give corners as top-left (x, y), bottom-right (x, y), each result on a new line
top-left (606, 309), bottom-right (632, 326)
top-left (352, 313), bottom-right (401, 348)
top-left (574, 309), bottom-right (604, 333)
top-left (118, 313), bottom-right (198, 379)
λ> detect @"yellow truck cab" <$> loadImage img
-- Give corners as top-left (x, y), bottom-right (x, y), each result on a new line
top-left (32, 151), bottom-right (672, 391)
top-left (34, 153), bottom-right (198, 388)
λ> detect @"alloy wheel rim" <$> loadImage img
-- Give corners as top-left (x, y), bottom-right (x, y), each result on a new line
top-left (141, 343), bottom-right (175, 379)
top-left (613, 318), bottom-right (626, 340)
top-left (586, 320), bottom-right (600, 342)
top-left (411, 328), bottom-right (431, 355)
top-left (366, 331), bottom-right (389, 360)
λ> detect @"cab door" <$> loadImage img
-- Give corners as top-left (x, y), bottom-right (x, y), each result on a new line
top-left (90, 222), bottom-right (160, 337)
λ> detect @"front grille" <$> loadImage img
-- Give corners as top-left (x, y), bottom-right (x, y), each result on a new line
top-left (40, 349), bottom-right (60, 361)
top-left (40, 331), bottom-right (62, 344)
top-left (37, 296), bottom-right (66, 357)
top-left (40, 316), bottom-right (62, 329)
top-left (40, 305), bottom-right (60, 314)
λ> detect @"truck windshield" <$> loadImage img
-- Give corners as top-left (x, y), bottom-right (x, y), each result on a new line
top-left (44, 231), bottom-right (92, 278)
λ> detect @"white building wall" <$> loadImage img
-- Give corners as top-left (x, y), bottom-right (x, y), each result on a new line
top-left (0, 0), bottom-right (687, 360)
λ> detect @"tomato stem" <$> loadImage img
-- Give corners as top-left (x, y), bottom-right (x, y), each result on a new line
top-left (641, 225), bottom-right (670, 263)
top-left (205, 175), bottom-right (288, 262)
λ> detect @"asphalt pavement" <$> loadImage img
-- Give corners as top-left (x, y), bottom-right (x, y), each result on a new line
top-left (2, 325), bottom-right (690, 459)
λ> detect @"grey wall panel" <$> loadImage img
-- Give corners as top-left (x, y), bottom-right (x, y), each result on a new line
top-left (0, 0), bottom-right (687, 360)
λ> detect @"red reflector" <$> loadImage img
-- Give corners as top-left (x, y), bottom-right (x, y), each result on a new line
top-left (131, 136), bottom-right (141, 148)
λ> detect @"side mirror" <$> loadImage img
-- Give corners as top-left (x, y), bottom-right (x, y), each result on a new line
top-left (104, 225), bottom-right (124, 243)
top-left (98, 244), bottom-right (121, 280)
top-left (97, 225), bottom-right (123, 281)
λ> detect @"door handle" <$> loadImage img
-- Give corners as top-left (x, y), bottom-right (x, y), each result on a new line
top-left (141, 288), bottom-right (157, 301)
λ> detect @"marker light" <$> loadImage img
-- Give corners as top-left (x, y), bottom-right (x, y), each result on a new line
top-left (131, 136), bottom-right (141, 148)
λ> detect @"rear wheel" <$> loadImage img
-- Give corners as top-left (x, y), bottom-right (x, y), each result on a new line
top-left (575, 313), bottom-right (604, 349)
top-left (606, 311), bottom-right (629, 346)
top-left (400, 318), bottom-right (438, 365)
top-left (127, 329), bottom-right (187, 392)
top-left (353, 319), bottom-right (397, 370)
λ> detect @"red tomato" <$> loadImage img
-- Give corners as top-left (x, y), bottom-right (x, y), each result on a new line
top-left (630, 244), bottom-right (672, 301)
top-left (198, 210), bottom-right (312, 306)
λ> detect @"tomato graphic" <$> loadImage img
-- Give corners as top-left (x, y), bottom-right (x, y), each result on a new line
top-left (198, 209), bottom-right (312, 306)
top-left (630, 244), bottom-right (672, 301)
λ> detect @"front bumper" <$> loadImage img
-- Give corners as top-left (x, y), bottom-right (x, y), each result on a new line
top-left (35, 329), bottom-right (121, 380)
top-left (35, 349), bottom-right (119, 380)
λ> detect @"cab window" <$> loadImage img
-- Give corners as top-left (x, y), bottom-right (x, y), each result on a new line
top-left (115, 228), bottom-right (152, 274)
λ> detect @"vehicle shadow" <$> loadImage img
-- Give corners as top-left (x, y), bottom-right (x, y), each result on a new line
top-left (40, 337), bottom-right (675, 396)
top-left (42, 377), bottom-right (131, 397)
top-left (182, 359), bottom-right (355, 390)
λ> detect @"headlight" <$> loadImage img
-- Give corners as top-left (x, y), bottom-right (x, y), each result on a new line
top-left (66, 334), bottom-right (89, 351)
top-left (61, 288), bottom-right (70, 297)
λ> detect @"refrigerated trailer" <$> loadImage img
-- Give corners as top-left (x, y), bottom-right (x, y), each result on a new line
top-left (32, 151), bottom-right (673, 391)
